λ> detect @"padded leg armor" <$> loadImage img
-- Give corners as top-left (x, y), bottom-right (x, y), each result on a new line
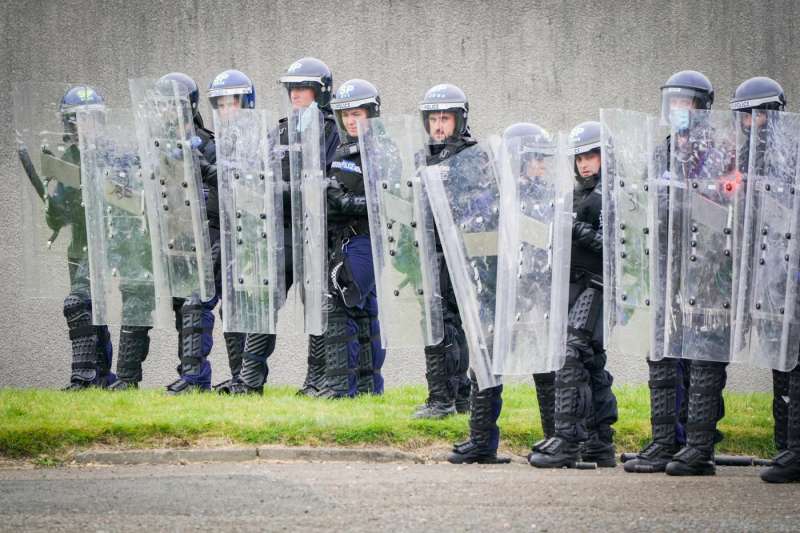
top-left (213, 332), bottom-right (247, 392)
top-left (772, 369), bottom-right (790, 452)
top-left (94, 325), bottom-right (115, 387)
top-left (666, 361), bottom-right (727, 476)
top-left (298, 334), bottom-right (327, 396)
top-left (448, 373), bottom-right (509, 464)
top-left (223, 333), bottom-right (276, 395)
top-left (109, 326), bottom-right (151, 390)
top-left (166, 294), bottom-right (213, 394)
top-left (354, 313), bottom-right (378, 395)
top-left (530, 286), bottom-right (601, 468)
top-left (762, 365), bottom-right (800, 482)
top-left (62, 293), bottom-right (100, 389)
top-left (624, 358), bottom-right (683, 473)
top-left (318, 306), bottom-right (357, 399)
top-left (452, 326), bottom-right (471, 414)
top-left (533, 372), bottom-right (556, 439)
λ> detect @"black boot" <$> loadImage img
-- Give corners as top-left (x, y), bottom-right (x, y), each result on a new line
top-left (110, 326), bottom-right (151, 391)
top-left (355, 315), bottom-right (375, 395)
top-left (762, 367), bottom-right (800, 483)
top-left (413, 341), bottom-right (456, 419)
top-left (772, 369), bottom-right (790, 452)
top-left (214, 332), bottom-right (246, 392)
top-left (297, 334), bottom-right (327, 396)
top-left (625, 359), bottom-right (682, 473)
top-left (62, 294), bottom-right (99, 390)
top-left (666, 362), bottom-right (726, 476)
top-left (529, 357), bottom-right (588, 468)
top-left (454, 374), bottom-right (472, 414)
top-left (166, 295), bottom-right (211, 395)
top-left (448, 381), bottom-right (509, 464)
top-left (582, 427), bottom-right (616, 467)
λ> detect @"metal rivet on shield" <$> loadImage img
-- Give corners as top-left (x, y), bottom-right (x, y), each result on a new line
top-left (406, 180), bottom-right (413, 187)
top-left (760, 243), bottom-right (767, 250)
top-left (792, 187), bottom-right (796, 195)
top-left (162, 205), bottom-right (169, 211)
top-left (154, 140), bottom-right (160, 147)
top-left (643, 184), bottom-right (649, 192)
top-left (786, 233), bottom-right (792, 240)
top-left (185, 200), bottom-right (190, 206)
top-left (780, 307), bottom-right (785, 314)
top-left (238, 277), bottom-right (244, 284)
top-left (234, 173), bottom-right (240, 180)
top-left (723, 302), bottom-right (730, 309)
top-left (691, 240), bottom-right (697, 247)
top-left (414, 241), bottom-right (419, 247)
top-left (160, 179), bottom-right (166, 185)
top-left (762, 227), bottom-right (768, 236)
top-left (619, 180), bottom-right (625, 187)
top-left (645, 299), bottom-right (650, 306)
top-left (786, 254), bottom-right (791, 261)
top-left (236, 211), bottom-right (242, 218)
top-left (688, 298), bottom-right (695, 306)
top-left (643, 227), bottom-right (649, 234)
top-left (388, 236), bottom-right (395, 243)
top-left (765, 183), bottom-right (771, 191)
top-left (691, 225), bottom-right (698, 233)
top-left (263, 279), bottom-right (269, 286)
top-left (691, 182), bottom-right (698, 189)
top-left (259, 173), bottom-right (265, 181)
top-left (191, 246), bottom-right (196, 252)
top-left (260, 213), bottom-right (267, 220)
top-left (167, 241), bottom-right (174, 249)
top-left (621, 294), bottom-right (627, 301)
top-left (725, 183), bottom-right (733, 192)
top-left (724, 249), bottom-right (730, 256)
top-left (176, 142), bottom-right (182, 150)
top-left (181, 181), bottom-right (188, 188)
top-left (417, 289), bottom-right (424, 295)
top-left (410, 221), bottom-right (417, 228)
top-left (756, 302), bottom-right (762, 310)
top-left (237, 238), bottom-right (243, 245)
top-left (690, 255), bottom-right (696, 262)
top-left (262, 232), bottom-right (267, 239)
top-left (389, 250), bottom-right (396, 256)
top-left (387, 222), bottom-right (393, 229)
top-left (382, 183), bottom-right (388, 189)
top-left (620, 238), bottom-right (626, 244)
top-left (644, 249), bottom-right (650, 256)
top-left (236, 225), bottom-right (242, 231)
top-left (723, 228), bottom-right (731, 235)
top-left (161, 192), bottom-right (167, 198)
top-left (620, 252), bottom-right (627, 258)
top-left (393, 289), bottom-right (399, 296)
top-left (759, 258), bottom-right (765, 264)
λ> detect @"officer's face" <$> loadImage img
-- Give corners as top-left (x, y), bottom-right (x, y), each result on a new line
top-left (341, 108), bottom-right (369, 137)
top-left (741, 110), bottom-right (768, 131)
top-left (290, 87), bottom-right (316, 109)
top-left (576, 152), bottom-right (601, 178)
top-left (669, 95), bottom-right (696, 111)
top-left (525, 157), bottom-right (547, 178)
top-left (428, 111), bottom-right (457, 142)
top-left (215, 95), bottom-right (241, 121)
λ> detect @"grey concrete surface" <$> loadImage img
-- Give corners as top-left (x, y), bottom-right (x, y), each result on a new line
top-left (3, 0), bottom-right (799, 391)
top-left (0, 462), bottom-right (798, 531)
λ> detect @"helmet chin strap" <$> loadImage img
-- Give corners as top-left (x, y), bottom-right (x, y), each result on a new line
top-left (575, 172), bottom-right (599, 189)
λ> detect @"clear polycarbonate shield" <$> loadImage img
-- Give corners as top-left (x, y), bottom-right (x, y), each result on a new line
top-left (129, 78), bottom-right (214, 301)
top-left (647, 116), bottom-right (672, 361)
top-left (600, 109), bottom-right (655, 360)
top-left (491, 133), bottom-right (572, 375)
top-left (423, 138), bottom-right (503, 391)
top-left (358, 115), bottom-right (443, 349)
top-left (214, 108), bottom-right (286, 334)
top-left (77, 107), bottom-right (170, 327)
top-left (663, 109), bottom-right (739, 362)
top-left (733, 110), bottom-right (800, 371)
top-left (12, 82), bottom-right (98, 299)
top-left (286, 104), bottom-right (328, 335)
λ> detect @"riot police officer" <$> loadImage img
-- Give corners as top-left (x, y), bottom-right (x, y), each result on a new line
top-left (227, 58), bottom-right (339, 395)
top-left (529, 121), bottom-right (619, 468)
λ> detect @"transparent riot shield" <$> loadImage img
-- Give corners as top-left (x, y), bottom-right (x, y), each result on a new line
top-left (77, 107), bottom-right (170, 328)
top-left (423, 139), bottom-right (502, 391)
top-left (286, 104), bottom-right (328, 335)
top-left (647, 116), bottom-right (672, 362)
top-left (492, 134), bottom-right (572, 375)
top-left (733, 110), bottom-right (800, 371)
top-left (663, 109), bottom-right (739, 362)
top-left (214, 108), bottom-right (286, 335)
top-left (12, 82), bottom-right (102, 300)
top-left (358, 115), bottom-right (443, 349)
top-left (128, 78), bottom-right (214, 301)
top-left (600, 109), bottom-right (655, 360)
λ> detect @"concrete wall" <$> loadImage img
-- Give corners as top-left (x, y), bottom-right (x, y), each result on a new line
top-left (3, 0), bottom-right (799, 391)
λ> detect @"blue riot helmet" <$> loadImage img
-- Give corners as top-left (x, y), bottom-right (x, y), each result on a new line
top-left (419, 84), bottom-right (469, 143)
top-left (569, 121), bottom-right (602, 182)
top-left (208, 69), bottom-right (256, 110)
top-left (503, 122), bottom-right (554, 179)
top-left (330, 79), bottom-right (380, 144)
top-left (660, 70), bottom-right (714, 129)
top-left (279, 57), bottom-right (333, 110)
top-left (158, 72), bottom-right (204, 128)
top-left (730, 77), bottom-right (786, 113)
top-left (59, 85), bottom-right (105, 137)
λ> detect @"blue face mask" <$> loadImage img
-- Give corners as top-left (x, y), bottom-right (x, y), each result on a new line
top-left (669, 108), bottom-right (690, 131)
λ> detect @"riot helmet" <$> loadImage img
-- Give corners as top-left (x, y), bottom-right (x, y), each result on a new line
top-left (59, 85), bottom-right (104, 137)
top-left (330, 79), bottom-right (380, 143)
top-left (208, 69), bottom-right (256, 117)
top-left (279, 57), bottom-right (333, 110)
top-left (569, 121), bottom-right (602, 184)
top-left (419, 84), bottom-right (469, 144)
top-left (660, 70), bottom-right (714, 129)
top-left (502, 122), bottom-right (554, 179)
